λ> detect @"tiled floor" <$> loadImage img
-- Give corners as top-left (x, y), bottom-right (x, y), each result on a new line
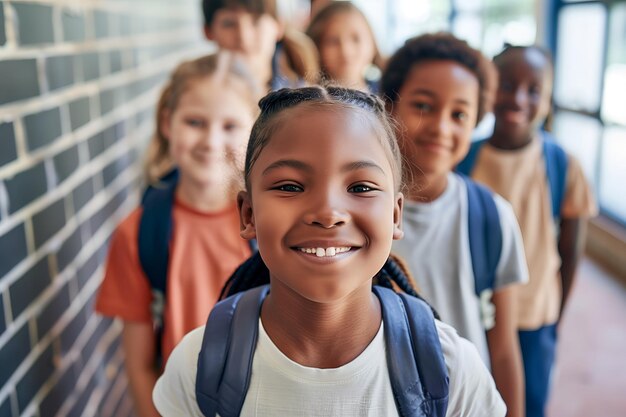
top-left (547, 258), bottom-right (626, 417)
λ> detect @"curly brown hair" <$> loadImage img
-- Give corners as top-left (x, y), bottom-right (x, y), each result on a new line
top-left (381, 32), bottom-right (497, 125)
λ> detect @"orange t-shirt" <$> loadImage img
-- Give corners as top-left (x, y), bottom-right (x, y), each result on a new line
top-left (95, 199), bottom-right (251, 365)
top-left (471, 137), bottom-right (597, 329)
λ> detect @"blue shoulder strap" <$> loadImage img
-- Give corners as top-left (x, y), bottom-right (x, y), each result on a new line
top-left (374, 286), bottom-right (449, 417)
top-left (196, 285), bottom-right (448, 417)
top-left (461, 175), bottom-right (503, 296)
top-left (541, 131), bottom-right (568, 219)
top-left (138, 169), bottom-right (179, 296)
top-left (196, 285), bottom-right (269, 417)
top-left (455, 139), bottom-right (488, 176)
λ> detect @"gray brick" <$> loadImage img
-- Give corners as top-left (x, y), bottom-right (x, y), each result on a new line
top-left (60, 303), bottom-right (87, 354)
top-left (0, 59), bottom-right (40, 104)
top-left (76, 247), bottom-right (100, 288)
top-left (0, 122), bottom-right (17, 167)
top-left (36, 282), bottom-right (70, 340)
top-left (0, 4), bottom-right (6, 46)
top-left (24, 107), bottom-right (62, 151)
top-left (14, 3), bottom-right (54, 45)
top-left (0, 224), bottom-right (28, 277)
top-left (82, 318), bottom-right (111, 361)
top-left (120, 14), bottom-right (132, 36)
top-left (16, 345), bottom-right (55, 412)
top-left (93, 11), bottom-right (109, 38)
top-left (32, 198), bottom-right (66, 248)
top-left (67, 376), bottom-right (96, 417)
top-left (102, 154), bottom-right (130, 186)
top-left (68, 97), bottom-right (91, 130)
top-left (40, 361), bottom-right (79, 416)
top-left (0, 325), bottom-right (30, 389)
top-left (9, 257), bottom-right (51, 318)
top-left (87, 132), bottom-right (105, 159)
top-left (53, 145), bottom-right (80, 183)
top-left (5, 162), bottom-right (48, 214)
top-left (81, 52), bottom-right (100, 81)
top-left (99, 88), bottom-right (116, 115)
top-left (56, 227), bottom-right (83, 271)
top-left (61, 9), bottom-right (85, 42)
top-left (72, 177), bottom-right (94, 212)
top-left (46, 55), bottom-right (75, 91)
top-left (0, 296), bottom-right (5, 336)
top-left (109, 50), bottom-right (123, 73)
top-left (0, 396), bottom-right (10, 417)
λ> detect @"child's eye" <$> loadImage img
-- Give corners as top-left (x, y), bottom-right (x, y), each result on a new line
top-left (349, 184), bottom-right (375, 193)
top-left (223, 121), bottom-right (239, 131)
top-left (411, 102), bottom-right (431, 112)
top-left (273, 184), bottom-right (303, 192)
top-left (185, 118), bottom-right (205, 128)
top-left (453, 111), bottom-right (468, 121)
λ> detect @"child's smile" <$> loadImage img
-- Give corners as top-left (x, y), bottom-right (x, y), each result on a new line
top-left (239, 106), bottom-right (403, 303)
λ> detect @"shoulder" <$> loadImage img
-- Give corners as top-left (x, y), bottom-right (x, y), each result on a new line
top-left (111, 207), bottom-right (143, 244)
top-left (153, 326), bottom-right (204, 416)
top-left (435, 321), bottom-right (506, 416)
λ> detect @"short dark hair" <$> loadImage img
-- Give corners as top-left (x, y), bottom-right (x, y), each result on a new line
top-left (381, 32), bottom-right (497, 125)
top-left (202, 0), bottom-right (277, 26)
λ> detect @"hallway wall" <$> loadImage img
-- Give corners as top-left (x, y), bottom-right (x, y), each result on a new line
top-left (0, 1), bottom-right (208, 415)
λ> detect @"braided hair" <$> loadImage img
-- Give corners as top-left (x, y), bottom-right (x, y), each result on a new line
top-left (219, 85), bottom-right (438, 318)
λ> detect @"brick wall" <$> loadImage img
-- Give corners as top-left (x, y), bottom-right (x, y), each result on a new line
top-left (0, 1), bottom-right (210, 416)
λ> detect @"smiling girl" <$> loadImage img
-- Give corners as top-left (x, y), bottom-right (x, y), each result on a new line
top-left (152, 86), bottom-right (506, 417)
top-left (95, 52), bottom-right (260, 417)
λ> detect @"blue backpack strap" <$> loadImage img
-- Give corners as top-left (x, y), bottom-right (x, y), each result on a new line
top-left (462, 175), bottom-right (502, 297)
top-left (455, 139), bottom-right (487, 176)
top-left (137, 169), bottom-right (178, 367)
top-left (196, 284), bottom-right (269, 417)
top-left (374, 286), bottom-right (449, 417)
top-left (541, 131), bottom-right (569, 220)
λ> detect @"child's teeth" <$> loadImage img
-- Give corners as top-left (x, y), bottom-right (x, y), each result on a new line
top-left (326, 247), bottom-right (336, 257)
top-left (299, 247), bottom-right (351, 257)
top-left (316, 248), bottom-right (325, 257)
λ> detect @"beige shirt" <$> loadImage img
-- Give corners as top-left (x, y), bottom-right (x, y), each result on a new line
top-left (471, 137), bottom-right (597, 329)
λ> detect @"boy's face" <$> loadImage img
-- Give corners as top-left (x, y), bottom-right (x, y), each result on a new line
top-left (392, 60), bottom-right (479, 181)
top-left (204, 8), bottom-right (280, 59)
top-left (493, 49), bottom-right (553, 142)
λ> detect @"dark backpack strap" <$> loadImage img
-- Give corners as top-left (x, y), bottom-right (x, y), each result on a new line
top-left (462, 175), bottom-right (503, 296)
top-left (138, 169), bottom-right (178, 366)
top-left (196, 285), bottom-right (269, 417)
top-left (541, 131), bottom-right (569, 220)
top-left (455, 139), bottom-right (487, 176)
top-left (374, 286), bottom-right (449, 417)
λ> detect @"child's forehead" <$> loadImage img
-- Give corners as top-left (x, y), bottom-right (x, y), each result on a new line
top-left (499, 49), bottom-right (550, 72)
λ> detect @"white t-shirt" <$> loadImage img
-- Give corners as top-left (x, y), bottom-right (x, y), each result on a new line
top-left (153, 319), bottom-right (506, 416)
top-left (392, 173), bottom-right (528, 365)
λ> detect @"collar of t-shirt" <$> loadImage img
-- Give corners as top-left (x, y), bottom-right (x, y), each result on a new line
top-left (403, 172), bottom-right (460, 223)
top-left (256, 318), bottom-right (385, 383)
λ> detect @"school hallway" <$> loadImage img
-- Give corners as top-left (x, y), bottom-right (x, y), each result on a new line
top-left (548, 258), bottom-right (626, 417)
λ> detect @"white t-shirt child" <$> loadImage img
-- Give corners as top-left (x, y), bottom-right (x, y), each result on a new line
top-left (393, 173), bottom-right (528, 365)
top-left (153, 318), bottom-right (506, 416)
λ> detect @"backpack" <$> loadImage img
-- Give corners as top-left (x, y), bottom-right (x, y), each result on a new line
top-left (195, 283), bottom-right (449, 417)
top-left (137, 169), bottom-right (257, 365)
top-left (456, 131), bottom-right (569, 220)
top-left (462, 175), bottom-right (503, 299)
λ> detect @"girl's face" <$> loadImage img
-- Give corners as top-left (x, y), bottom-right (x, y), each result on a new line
top-left (163, 76), bottom-right (255, 189)
top-left (493, 49), bottom-right (552, 142)
top-left (392, 60), bottom-right (479, 182)
top-left (319, 11), bottom-right (376, 85)
top-left (239, 107), bottom-right (403, 303)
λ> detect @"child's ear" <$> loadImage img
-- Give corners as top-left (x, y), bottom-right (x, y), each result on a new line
top-left (238, 191), bottom-right (257, 240)
top-left (393, 192), bottom-right (404, 240)
top-left (159, 109), bottom-right (171, 141)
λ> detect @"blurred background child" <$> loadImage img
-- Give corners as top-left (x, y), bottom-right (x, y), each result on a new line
top-left (383, 33), bottom-right (528, 417)
top-left (94, 52), bottom-right (260, 417)
top-left (457, 45), bottom-right (598, 417)
top-left (202, 0), bottom-right (319, 90)
top-left (306, 1), bottom-right (384, 92)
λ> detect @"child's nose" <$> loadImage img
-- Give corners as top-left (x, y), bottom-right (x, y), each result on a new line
top-left (431, 113), bottom-right (453, 138)
top-left (236, 23), bottom-right (255, 52)
top-left (303, 193), bottom-right (350, 228)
